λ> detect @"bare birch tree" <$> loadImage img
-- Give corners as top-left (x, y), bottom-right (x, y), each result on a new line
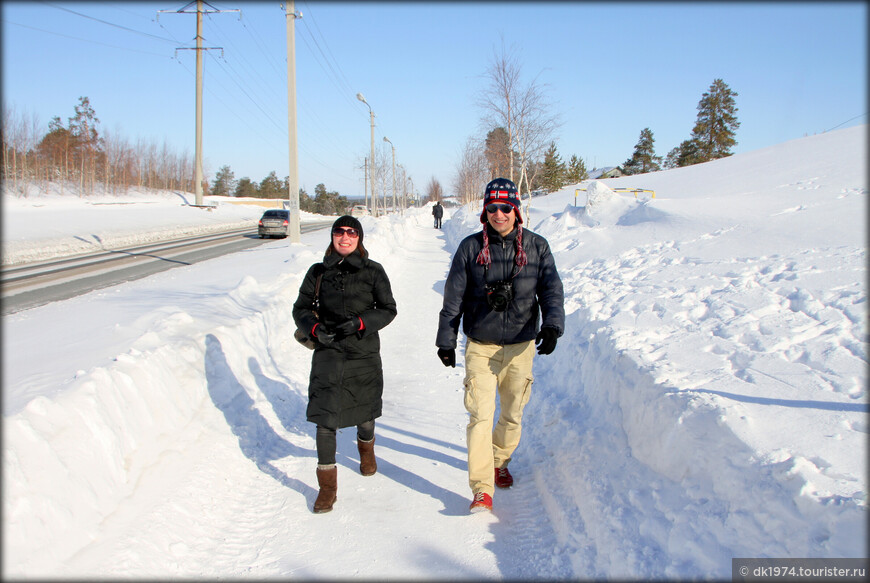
top-left (477, 39), bottom-right (521, 183)
top-left (426, 176), bottom-right (444, 203)
top-left (515, 75), bottom-right (560, 202)
top-left (477, 40), bottom-right (559, 199)
top-left (454, 135), bottom-right (489, 206)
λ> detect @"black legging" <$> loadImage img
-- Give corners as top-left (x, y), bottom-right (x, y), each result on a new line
top-left (316, 420), bottom-right (375, 466)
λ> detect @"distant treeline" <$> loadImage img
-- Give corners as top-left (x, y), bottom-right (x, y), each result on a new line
top-left (1, 97), bottom-right (357, 216)
top-left (2, 97), bottom-right (197, 197)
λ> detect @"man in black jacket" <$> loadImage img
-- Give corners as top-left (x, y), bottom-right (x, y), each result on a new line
top-left (436, 178), bottom-right (564, 513)
top-left (432, 200), bottom-right (444, 228)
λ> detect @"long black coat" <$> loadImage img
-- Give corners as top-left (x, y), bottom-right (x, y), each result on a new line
top-left (292, 251), bottom-right (397, 429)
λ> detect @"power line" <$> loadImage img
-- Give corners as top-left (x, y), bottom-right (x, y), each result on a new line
top-left (42, 2), bottom-right (178, 43)
top-left (235, 7), bottom-right (285, 79)
top-left (300, 1), bottom-right (356, 97)
top-left (825, 113), bottom-right (867, 133)
top-left (2, 19), bottom-right (172, 57)
top-left (197, 10), bottom-right (357, 183)
top-left (205, 14), bottom-right (287, 118)
top-left (208, 53), bottom-right (286, 134)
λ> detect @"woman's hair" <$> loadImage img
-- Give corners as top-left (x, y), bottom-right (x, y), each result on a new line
top-left (325, 239), bottom-right (368, 258)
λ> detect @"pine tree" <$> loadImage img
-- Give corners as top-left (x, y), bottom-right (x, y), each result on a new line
top-left (663, 146), bottom-right (680, 169)
top-left (565, 154), bottom-right (587, 184)
top-left (234, 177), bottom-right (258, 198)
top-left (691, 78), bottom-right (740, 161)
top-left (677, 138), bottom-right (703, 167)
top-left (313, 183), bottom-right (348, 215)
top-left (622, 128), bottom-right (662, 175)
top-left (211, 165), bottom-right (235, 196)
top-left (259, 171), bottom-right (283, 199)
top-left (67, 96), bottom-right (103, 192)
top-left (36, 116), bottom-right (74, 177)
top-left (298, 187), bottom-right (315, 212)
top-left (541, 142), bottom-right (567, 192)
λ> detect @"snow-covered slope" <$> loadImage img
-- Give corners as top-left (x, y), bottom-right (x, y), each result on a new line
top-left (2, 125), bottom-right (866, 579)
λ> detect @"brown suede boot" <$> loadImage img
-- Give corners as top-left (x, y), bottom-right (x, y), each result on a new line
top-left (313, 465), bottom-right (337, 513)
top-left (357, 437), bottom-right (377, 476)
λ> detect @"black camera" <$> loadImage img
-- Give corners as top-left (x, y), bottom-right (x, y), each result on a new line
top-left (485, 280), bottom-right (514, 312)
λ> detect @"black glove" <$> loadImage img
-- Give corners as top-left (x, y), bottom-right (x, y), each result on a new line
top-left (314, 325), bottom-right (335, 346)
top-left (535, 327), bottom-right (558, 355)
top-left (335, 317), bottom-right (361, 339)
top-left (437, 348), bottom-right (455, 368)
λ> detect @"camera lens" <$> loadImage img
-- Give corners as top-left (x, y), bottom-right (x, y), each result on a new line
top-left (486, 280), bottom-right (513, 312)
top-left (490, 293), bottom-right (508, 311)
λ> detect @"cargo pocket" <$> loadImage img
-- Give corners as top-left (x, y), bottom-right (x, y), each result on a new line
top-left (518, 375), bottom-right (535, 412)
top-left (463, 376), bottom-right (478, 416)
top-left (464, 375), bottom-right (497, 422)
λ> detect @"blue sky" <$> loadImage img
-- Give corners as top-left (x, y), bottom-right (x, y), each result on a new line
top-left (2, 1), bottom-right (866, 199)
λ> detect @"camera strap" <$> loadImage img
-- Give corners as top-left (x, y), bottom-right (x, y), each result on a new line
top-left (482, 251), bottom-right (522, 283)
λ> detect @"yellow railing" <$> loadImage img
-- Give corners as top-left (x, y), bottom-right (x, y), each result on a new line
top-left (574, 187), bottom-right (656, 205)
top-left (613, 188), bottom-right (656, 199)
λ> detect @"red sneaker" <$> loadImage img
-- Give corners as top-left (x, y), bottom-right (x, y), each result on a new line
top-left (469, 492), bottom-right (493, 513)
top-left (495, 466), bottom-right (513, 488)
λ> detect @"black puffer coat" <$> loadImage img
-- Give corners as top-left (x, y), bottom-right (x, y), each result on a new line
top-left (437, 224), bottom-right (564, 348)
top-left (293, 251), bottom-right (397, 429)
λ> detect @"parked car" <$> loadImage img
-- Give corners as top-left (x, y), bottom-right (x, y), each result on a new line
top-left (258, 209), bottom-right (289, 238)
top-left (350, 205), bottom-right (370, 217)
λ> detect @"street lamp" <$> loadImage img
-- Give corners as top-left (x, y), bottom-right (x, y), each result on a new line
top-left (397, 163), bottom-right (406, 212)
top-left (356, 92), bottom-right (377, 217)
top-left (383, 136), bottom-right (396, 214)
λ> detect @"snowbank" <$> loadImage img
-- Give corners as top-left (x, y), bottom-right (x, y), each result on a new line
top-left (2, 126), bottom-right (867, 578)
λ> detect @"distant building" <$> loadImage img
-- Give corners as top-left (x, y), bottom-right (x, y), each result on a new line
top-left (588, 167), bottom-right (623, 179)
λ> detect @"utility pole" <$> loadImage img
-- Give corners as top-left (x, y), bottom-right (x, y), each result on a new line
top-left (370, 108), bottom-right (377, 217)
top-left (356, 93), bottom-right (377, 217)
top-left (364, 157), bottom-right (368, 212)
top-left (402, 171), bottom-right (406, 213)
top-left (285, 1), bottom-right (301, 242)
top-left (159, 1), bottom-right (238, 208)
top-left (383, 136), bottom-right (395, 214)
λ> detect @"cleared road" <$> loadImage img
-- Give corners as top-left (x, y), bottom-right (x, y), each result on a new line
top-left (2, 221), bottom-right (331, 315)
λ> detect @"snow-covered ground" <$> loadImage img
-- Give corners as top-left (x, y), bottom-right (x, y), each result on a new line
top-left (0, 188), bottom-right (332, 266)
top-left (2, 124), bottom-right (867, 579)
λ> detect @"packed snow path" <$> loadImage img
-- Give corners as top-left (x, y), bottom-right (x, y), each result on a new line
top-left (4, 126), bottom-right (866, 579)
top-left (9, 209), bottom-right (863, 578)
top-left (7, 219), bottom-right (574, 578)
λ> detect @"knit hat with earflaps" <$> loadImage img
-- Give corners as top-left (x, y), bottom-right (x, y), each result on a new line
top-left (476, 178), bottom-right (527, 270)
top-left (479, 178), bottom-right (523, 224)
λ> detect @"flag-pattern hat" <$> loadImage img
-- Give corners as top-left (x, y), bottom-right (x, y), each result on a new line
top-left (480, 178), bottom-right (523, 224)
top-left (476, 178), bottom-right (527, 269)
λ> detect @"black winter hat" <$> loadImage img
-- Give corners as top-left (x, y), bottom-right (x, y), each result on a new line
top-left (332, 215), bottom-right (363, 237)
top-left (480, 177), bottom-right (523, 224)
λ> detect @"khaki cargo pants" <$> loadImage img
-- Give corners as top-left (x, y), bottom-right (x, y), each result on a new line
top-left (464, 339), bottom-right (535, 496)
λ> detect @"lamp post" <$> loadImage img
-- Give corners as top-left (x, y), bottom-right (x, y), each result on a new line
top-left (383, 136), bottom-right (395, 214)
top-left (409, 176), bottom-right (414, 208)
top-left (397, 163), bottom-right (405, 213)
top-left (356, 93), bottom-right (377, 217)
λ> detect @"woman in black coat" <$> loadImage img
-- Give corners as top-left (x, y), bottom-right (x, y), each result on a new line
top-left (292, 215), bottom-right (397, 513)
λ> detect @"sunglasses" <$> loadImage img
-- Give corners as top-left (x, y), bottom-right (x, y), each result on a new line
top-left (486, 203), bottom-right (514, 214)
top-left (332, 227), bottom-right (360, 238)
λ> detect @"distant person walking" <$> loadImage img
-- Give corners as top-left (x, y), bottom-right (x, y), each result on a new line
top-left (293, 215), bottom-right (397, 514)
top-left (432, 200), bottom-right (444, 229)
top-left (436, 178), bottom-right (565, 513)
